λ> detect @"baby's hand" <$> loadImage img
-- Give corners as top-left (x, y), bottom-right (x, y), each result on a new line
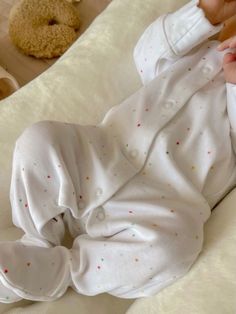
top-left (217, 36), bottom-right (236, 51)
top-left (217, 36), bottom-right (236, 84)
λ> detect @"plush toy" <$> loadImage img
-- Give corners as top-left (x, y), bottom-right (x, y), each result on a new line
top-left (8, 0), bottom-right (80, 59)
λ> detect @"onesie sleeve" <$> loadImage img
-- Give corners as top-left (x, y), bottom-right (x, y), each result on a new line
top-left (226, 83), bottom-right (236, 154)
top-left (133, 0), bottom-right (223, 85)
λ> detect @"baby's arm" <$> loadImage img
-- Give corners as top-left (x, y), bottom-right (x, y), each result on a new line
top-left (133, 0), bottom-right (223, 85)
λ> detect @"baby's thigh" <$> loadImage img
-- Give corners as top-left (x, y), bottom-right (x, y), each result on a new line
top-left (100, 176), bottom-right (204, 265)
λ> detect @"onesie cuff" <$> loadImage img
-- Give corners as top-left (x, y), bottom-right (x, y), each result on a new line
top-left (164, 0), bottom-right (223, 56)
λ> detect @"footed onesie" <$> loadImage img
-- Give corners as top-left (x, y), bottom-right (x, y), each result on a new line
top-left (1, 0), bottom-right (236, 303)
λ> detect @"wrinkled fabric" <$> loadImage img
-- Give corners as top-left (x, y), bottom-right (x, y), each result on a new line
top-left (0, 0), bottom-right (235, 304)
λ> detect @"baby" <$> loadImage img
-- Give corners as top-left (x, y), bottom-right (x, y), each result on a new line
top-left (0, 0), bottom-right (236, 303)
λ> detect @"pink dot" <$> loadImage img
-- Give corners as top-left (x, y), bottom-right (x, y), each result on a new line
top-left (25, 203), bottom-right (28, 208)
top-left (47, 175), bottom-right (51, 179)
top-left (176, 141), bottom-right (180, 145)
top-left (137, 123), bottom-right (141, 127)
top-left (4, 269), bottom-right (8, 273)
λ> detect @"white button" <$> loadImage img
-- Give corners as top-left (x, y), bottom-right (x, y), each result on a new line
top-left (95, 188), bottom-right (103, 196)
top-left (202, 65), bottom-right (212, 74)
top-left (96, 208), bottom-right (105, 221)
top-left (78, 201), bottom-right (85, 209)
top-left (163, 100), bottom-right (175, 109)
top-left (130, 149), bottom-right (138, 159)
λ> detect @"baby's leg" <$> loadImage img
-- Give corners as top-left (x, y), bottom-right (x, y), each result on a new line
top-left (69, 180), bottom-right (207, 298)
top-left (0, 121), bottom-right (83, 302)
top-left (10, 121), bottom-right (83, 247)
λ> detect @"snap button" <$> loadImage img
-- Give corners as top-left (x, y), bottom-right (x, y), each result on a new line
top-left (202, 65), bottom-right (212, 74)
top-left (130, 149), bottom-right (138, 159)
top-left (163, 100), bottom-right (175, 109)
top-left (78, 201), bottom-right (85, 209)
top-left (96, 208), bottom-right (105, 221)
top-left (95, 188), bottom-right (103, 197)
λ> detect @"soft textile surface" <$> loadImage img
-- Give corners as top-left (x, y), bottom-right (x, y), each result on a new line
top-left (0, 0), bottom-right (235, 312)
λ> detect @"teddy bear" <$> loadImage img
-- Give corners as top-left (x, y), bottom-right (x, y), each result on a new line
top-left (8, 0), bottom-right (80, 59)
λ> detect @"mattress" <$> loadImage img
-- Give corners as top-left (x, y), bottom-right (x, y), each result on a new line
top-left (0, 0), bottom-right (235, 313)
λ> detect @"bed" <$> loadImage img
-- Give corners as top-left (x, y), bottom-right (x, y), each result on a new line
top-left (0, 0), bottom-right (235, 313)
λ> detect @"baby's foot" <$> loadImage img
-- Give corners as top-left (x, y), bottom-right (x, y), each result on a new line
top-left (0, 278), bottom-right (22, 303)
top-left (0, 241), bottom-right (72, 302)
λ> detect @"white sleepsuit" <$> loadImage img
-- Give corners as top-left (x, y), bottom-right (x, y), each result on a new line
top-left (1, 0), bottom-right (236, 303)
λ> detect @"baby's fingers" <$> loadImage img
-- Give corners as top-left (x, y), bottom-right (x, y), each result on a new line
top-left (223, 52), bottom-right (236, 65)
top-left (217, 36), bottom-right (236, 51)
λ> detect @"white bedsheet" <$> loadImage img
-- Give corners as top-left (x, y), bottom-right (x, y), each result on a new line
top-left (0, 0), bottom-right (235, 313)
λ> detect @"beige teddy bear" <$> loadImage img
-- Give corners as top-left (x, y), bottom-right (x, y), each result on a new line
top-left (9, 0), bottom-right (80, 59)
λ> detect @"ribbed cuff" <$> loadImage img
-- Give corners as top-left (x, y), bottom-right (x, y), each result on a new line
top-left (164, 0), bottom-right (223, 55)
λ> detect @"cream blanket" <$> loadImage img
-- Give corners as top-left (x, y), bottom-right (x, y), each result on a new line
top-left (0, 0), bottom-right (235, 313)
